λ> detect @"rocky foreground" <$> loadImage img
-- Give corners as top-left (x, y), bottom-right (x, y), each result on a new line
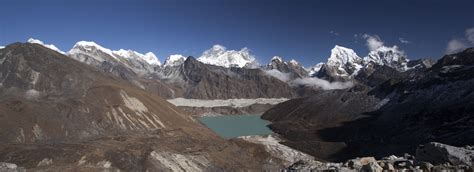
top-left (287, 142), bottom-right (473, 172)
top-left (1, 139), bottom-right (472, 172)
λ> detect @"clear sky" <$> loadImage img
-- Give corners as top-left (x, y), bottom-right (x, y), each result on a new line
top-left (1, 0), bottom-right (473, 66)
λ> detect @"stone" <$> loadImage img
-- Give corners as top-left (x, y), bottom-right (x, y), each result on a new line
top-left (347, 157), bottom-right (377, 170)
top-left (394, 160), bottom-right (413, 169)
top-left (416, 142), bottom-right (474, 166)
top-left (382, 163), bottom-right (395, 171)
top-left (361, 162), bottom-right (383, 172)
top-left (416, 162), bottom-right (434, 171)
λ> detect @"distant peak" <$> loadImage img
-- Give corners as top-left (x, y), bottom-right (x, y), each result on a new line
top-left (69, 41), bottom-right (161, 65)
top-left (289, 59), bottom-right (299, 65)
top-left (198, 44), bottom-right (255, 68)
top-left (328, 45), bottom-right (361, 64)
top-left (271, 56), bottom-right (283, 62)
top-left (164, 54), bottom-right (187, 67)
top-left (27, 38), bottom-right (65, 54)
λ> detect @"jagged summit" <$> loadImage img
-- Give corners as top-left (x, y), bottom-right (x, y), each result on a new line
top-left (197, 44), bottom-right (256, 68)
top-left (308, 62), bottom-right (324, 76)
top-left (264, 56), bottom-right (308, 80)
top-left (68, 41), bottom-right (161, 66)
top-left (324, 45), bottom-right (363, 77)
top-left (270, 56), bottom-right (283, 63)
top-left (164, 54), bottom-right (187, 67)
top-left (113, 49), bottom-right (161, 65)
top-left (364, 45), bottom-right (408, 71)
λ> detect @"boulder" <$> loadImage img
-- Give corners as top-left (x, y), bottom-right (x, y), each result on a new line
top-left (361, 161), bottom-right (383, 172)
top-left (416, 162), bottom-right (434, 171)
top-left (347, 157), bottom-right (377, 170)
top-left (416, 142), bottom-right (474, 166)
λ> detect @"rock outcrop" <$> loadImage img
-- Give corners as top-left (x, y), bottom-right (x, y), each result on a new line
top-left (416, 142), bottom-right (474, 166)
top-left (287, 144), bottom-right (474, 172)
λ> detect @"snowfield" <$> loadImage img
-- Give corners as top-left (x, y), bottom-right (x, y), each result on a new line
top-left (167, 98), bottom-right (289, 108)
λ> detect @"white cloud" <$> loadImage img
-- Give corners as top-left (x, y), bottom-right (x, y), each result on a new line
top-left (398, 38), bottom-right (410, 44)
top-left (290, 77), bottom-right (353, 90)
top-left (445, 27), bottom-right (474, 54)
top-left (466, 27), bottom-right (474, 44)
top-left (265, 69), bottom-right (291, 82)
top-left (446, 39), bottom-right (468, 54)
top-left (329, 30), bottom-right (339, 36)
top-left (362, 34), bottom-right (384, 51)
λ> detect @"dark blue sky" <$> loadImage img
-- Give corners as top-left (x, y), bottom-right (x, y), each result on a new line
top-left (1, 0), bottom-right (473, 66)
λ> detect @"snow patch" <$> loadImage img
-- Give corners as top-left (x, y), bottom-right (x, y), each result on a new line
top-left (167, 98), bottom-right (288, 108)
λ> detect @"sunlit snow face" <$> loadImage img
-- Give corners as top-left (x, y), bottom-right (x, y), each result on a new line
top-left (197, 44), bottom-right (256, 68)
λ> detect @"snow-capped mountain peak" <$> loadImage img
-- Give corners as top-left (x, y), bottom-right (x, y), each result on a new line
top-left (69, 41), bottom-right (115, 58)
top-left (112, 49), bottom-right (161, 65)
top-left (197, 44), bottom-right (256, 68)
top-left (271, 56), bottom-right (283, 63)
top-left (363, 45), bottom-right (409, 71)
top-left (289, 59), bottom-right (299, 66)
top-left (324, 45), bottom-right (363, 77)
top-left (327, 45), bottom-right (362, 66)
top-left (143, 52), bottom-right (161, 65)
top-left (0, 46), bottom-right (4, 49)
top-left (308, 62), bottom-right (324, 76)
top-left (164, 54), bottom-right (187, 67)
top-left (69, 41), bottom-right (161, 66)
top-left (27, 38), bottom-right (65, 54)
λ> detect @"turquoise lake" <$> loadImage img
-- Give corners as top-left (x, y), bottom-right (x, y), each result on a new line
top-left (199, 115), bottom-right (274, 138)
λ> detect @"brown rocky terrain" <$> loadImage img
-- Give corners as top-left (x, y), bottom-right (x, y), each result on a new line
top-left (0, 43), bottom-right (286, 171)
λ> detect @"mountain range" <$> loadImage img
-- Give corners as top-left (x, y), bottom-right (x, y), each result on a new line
top-left (15, 38), bottom-right (435, 99)
top-left (0, 39), bottom-right (472, 171)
